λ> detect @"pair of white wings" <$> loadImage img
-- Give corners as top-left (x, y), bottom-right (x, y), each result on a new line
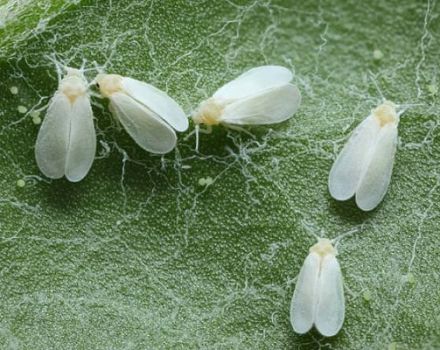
top-left (290, 252), bottom-right (345, 337)
top-left (328, 114), bottom-right (398, 211)
top-left (35, 92), bottom-right (96, 182)
top-left (212, 65), bottom-right (301, 125)
top-left (108, 78), bottom-right (188, 154)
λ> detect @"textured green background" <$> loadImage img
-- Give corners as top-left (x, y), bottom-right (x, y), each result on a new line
top-left (0, 0), bottom-right (439, 349)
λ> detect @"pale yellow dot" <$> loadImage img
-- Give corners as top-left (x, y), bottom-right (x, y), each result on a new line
top-left (198, 176), bottom-right (214, 186)
top-left (10, 86), bottom-right (18, 95)
top-left (16, 179), bottom-right (25, 188)
top-left (388, 342), bottom-right (398, 350)
top-left (17, 105), bottom-right (27, 114)
top-left (373, 49), bottom-right (384, 60)
top-left (427, 84), bottom-right (438, 95)
top-left (362, 290), bottom-right (372, 302)
top-left (30, 110), bottom-right (40, 118)
top-left (204, 176), bottom-right (213, 186)
top-left (405, 272), bottom-right (416, 285)
top-left (32, 116), bottom-right (42, 125)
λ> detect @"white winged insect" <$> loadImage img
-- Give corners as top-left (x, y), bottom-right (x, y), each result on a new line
top-left (328, 100), bottom-right (404, 211)
top-left (35, 67), bottom-right (96, 182)
top-left (290, 238), bottom-right (345, 337)
top-left (95, 74), bottom-right (188, 154)
top-left (191, 65), bottom-right (301, 149)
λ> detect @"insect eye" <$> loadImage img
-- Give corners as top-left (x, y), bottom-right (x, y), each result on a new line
top-left (96, 83), bottom-right (100, 88)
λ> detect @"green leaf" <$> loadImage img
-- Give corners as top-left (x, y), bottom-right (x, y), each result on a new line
top-left (0, 0), bottom-right (439, 349)
top-left (0, 0), bottom-right (75, 57)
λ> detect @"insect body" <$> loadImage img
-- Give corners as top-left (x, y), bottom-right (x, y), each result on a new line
top-left (35, 67), bottom-right (96, 182)
top-left (290, 238), bottom-right (345, 337)
top-left (191, 65), bottom-right (301, 148)
top-left (328, 101), bottom-right (400, 211)
top-left (96, 74), bottom-right (188, 154)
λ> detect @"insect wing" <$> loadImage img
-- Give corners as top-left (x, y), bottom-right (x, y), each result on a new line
top-left (328, 115), bottom-right (380, 201)
top-left (64, 94), bottom-right (96, 182)
top-left (122, 77), bottom-right (188, 132)
top-left (315, 255), bottom-right (345, 337)
top-left (35, 93), bottom-right (71, 179)
top-left (110, 92), bottom-right (177, 154)
top-left (213, 65), bottom-right (293, 102)
top-left (220, 84), bottom-right (300, 125)
top-left (355, 123), bottom-right (398, 211)
top-left (290, 252), bottom-right (320, 334)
